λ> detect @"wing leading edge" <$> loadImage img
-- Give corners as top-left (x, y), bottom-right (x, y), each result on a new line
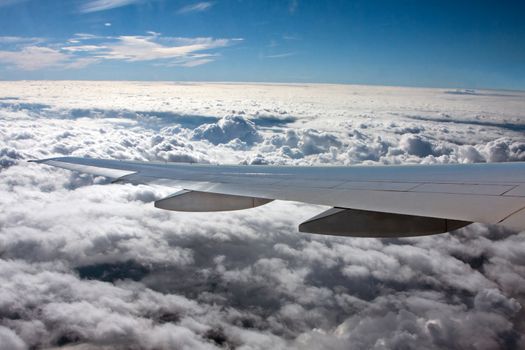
top-left (31, 157), bottom-right (525, 237)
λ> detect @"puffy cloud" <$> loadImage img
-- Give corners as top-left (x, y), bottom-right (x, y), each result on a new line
top-left (299, 129), bottom-right (342, 156)
top-left (0, 326), bottom-right (26, 350)
top-left (483, 139), bottom-right (525, 162)
top-left (399, 134), bottom-right (435, 157)
top-left (192, 115), bottom-right (262, 146)
top-left (0, 147), bottom-right (22, 169)
top-left (0, 81), bottom-right (524, 349)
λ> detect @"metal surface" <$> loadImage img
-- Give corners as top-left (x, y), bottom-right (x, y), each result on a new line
top-left (155, 190), bottom-right (272, 212)
top-left (500, 207), bottom-right (525, 229)
top-left (32, 157), bottom-right (525, 235)
top-left (410, 183), bottom-right (514, 196)
top-left (504, 185), bottom-right (525, 197)
top-left (32, 159), bottom-right (136, 179)
top-left (299, 207), bottom-right (471, 237)
top-left (336, 181), bottom-right (419, 191)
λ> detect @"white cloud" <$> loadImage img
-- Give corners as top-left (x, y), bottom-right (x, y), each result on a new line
top-left (92, 35), bottom-right (232, 62)
top-left (0, 46), bottom-right (70, 70)
top-left (64, 57), bottom-right (101, 69)
top-left (266, 52), bottom-right (296, 59)
top-left (80, 0), bottom-right (142, 13)
top-left (61, 44), bottom-right (106, 53)
top-left (0, 33), bottom-right (240, 71)
top-left (178, 2), bottom-right (214, 14)
top-left (0, 36), bottom-right (43, 44)
top-left (178, 58), bottom-right (214, 67)
top-left (399, 134), bottom-right (435, 157)
top-left (0, 326), bottom-right (25, 350)
top-left (73, 33), bottom-right (104, 40)
top-left (0, 81), bottom-right (524, 348)
top-left (191, 115), bottom-right (262, 145)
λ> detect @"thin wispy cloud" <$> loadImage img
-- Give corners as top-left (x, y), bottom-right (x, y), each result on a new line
top-left (73, 33), bottom-right (105, 40)
top-left (61, 45), bottom-right (106, 53)
top-left (177, 1), bottom-right (213, 14)
top-left (0, 33), bottom-right (241, 70)
top-left (282, 34), bottom-right (300, 40)
top-left (0, 36), bottom-right (44, 44)
top-left (0, 0), bottom-right (27, 7)
top-left (161, 54), bottom-right (216, 67)
top-left (90, 35), bottom-right (234, 62)
top-left (0, 46), bottom-right (70, 70)
top-left (80, 0), bottom-right (141, 13)
top-left (0, 45), bottom-right (99, 70)
top-left (266, 52), bottom-right (296, 58)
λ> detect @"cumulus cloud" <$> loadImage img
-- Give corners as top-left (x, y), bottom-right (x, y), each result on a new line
top-left (399, 134), bottom-right (435, 157)
top-left (192, 115), bottom-right (262, 145)
top-left (0, 81), bottom-right (524, 349)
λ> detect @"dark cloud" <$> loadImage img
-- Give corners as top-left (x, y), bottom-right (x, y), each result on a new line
top-left (0, 147), bottom-right (22, 169)
top-left (0, 82), bottom-right (524, 349)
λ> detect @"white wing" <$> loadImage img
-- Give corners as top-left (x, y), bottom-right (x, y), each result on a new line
top-left (32, 157), bottom-right (525, 237)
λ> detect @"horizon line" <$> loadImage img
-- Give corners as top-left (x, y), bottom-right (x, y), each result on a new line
top-left (0, 79), bottom-right (523, 93)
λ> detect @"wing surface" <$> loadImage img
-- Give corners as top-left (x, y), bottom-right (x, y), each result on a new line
top-left (32, 157), bottom-right (525, 236)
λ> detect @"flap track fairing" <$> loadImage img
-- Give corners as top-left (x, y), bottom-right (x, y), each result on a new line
top-left (299, 207), bottom-right (471, 237)
top-left (155, 190), bottom-right (272, 212)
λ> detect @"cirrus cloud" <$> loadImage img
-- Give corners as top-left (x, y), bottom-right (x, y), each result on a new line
top-left (178, 2), bottom-right (214, 14)
top-left (0, 46), bottom-right (71, 71)
top-left (79, 0), bottom-right (145, 13)
top-left (0, 33), bottom-right (241, 71)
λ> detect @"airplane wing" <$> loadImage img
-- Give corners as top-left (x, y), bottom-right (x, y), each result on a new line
top-left (31, 157), bottom-right (525, 237)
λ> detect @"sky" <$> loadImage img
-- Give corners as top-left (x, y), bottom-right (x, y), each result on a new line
top-left (0, 1), bottom-right (524, 87)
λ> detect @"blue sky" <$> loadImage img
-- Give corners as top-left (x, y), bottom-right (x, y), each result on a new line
top-left (0, 0), bottom-right (524, 90)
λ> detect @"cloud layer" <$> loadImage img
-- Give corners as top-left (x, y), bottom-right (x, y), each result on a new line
top-left (0, 82), bottom-right (524, 349)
